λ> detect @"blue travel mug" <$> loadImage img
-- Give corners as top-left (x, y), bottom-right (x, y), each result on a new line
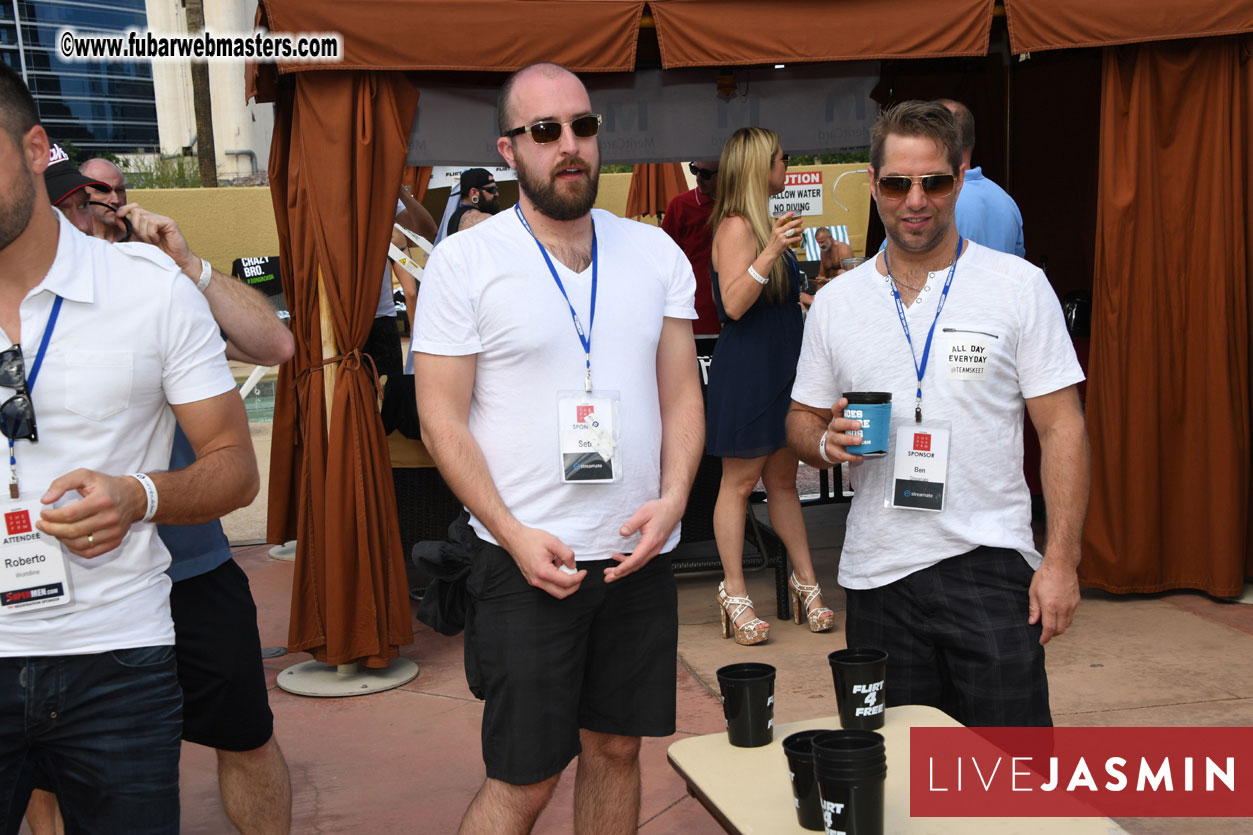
top-left (842, 392), bottom-right (891, 457)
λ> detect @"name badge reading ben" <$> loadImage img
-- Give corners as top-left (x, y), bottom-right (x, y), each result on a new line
top-left (884, 421), bottom-right (951, 512)
top-left (557, 391), bottom-right (622, 483)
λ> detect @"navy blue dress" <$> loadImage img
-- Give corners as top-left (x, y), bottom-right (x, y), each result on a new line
top-left (705, 251), bottom-right (804, 459)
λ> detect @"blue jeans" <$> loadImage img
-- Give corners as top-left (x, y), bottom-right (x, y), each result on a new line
top-left (0, 646), bottom-right (183, 834)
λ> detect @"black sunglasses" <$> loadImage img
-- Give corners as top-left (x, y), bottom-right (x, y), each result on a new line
top-left (477, 185), bottom-right (499, 195)
top-left (689, 163), bottom-right (717, 180)
top-left (876, 174), bottom-right (956, 200)
top-left (0, 346), bottom-right (37, 443)
top-left (88, 200), bottom-right (133, 242)
top-left (503, 114), bottom-right (602, 144)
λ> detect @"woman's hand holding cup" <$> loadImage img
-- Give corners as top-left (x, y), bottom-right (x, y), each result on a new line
top-left (767, 211), bottom-right (804, 258)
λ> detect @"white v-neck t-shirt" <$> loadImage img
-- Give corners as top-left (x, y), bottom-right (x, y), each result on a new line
top-left (792, 242), bottom-right (1084, 589)
top-left (414, 208), bottom-right (696, 560)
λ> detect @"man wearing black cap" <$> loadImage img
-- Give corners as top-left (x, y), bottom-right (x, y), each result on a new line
top-left (446, 167), bottom-right (501, 237)
top-left (43, 144), bottom-right (106, 236)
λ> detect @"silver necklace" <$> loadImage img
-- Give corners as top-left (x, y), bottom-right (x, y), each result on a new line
top-left (887, 253), bottom-right (956, 294)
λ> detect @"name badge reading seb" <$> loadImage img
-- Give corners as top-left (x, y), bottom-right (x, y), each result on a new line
top-left (0, 498), bottom-right (73, 615)
top-left (886, 422), bottom-right (951, 512)
top-left (557, 391), bottom-right (622, 483)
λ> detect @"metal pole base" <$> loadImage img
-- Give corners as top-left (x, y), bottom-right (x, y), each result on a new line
top-left (268, 540), bottom-right (298, 562)
top-left (277, 658), bottom-right (419, 697)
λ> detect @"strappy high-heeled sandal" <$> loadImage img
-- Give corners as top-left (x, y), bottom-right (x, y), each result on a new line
top-left (790, 572), bottom-right (835, 633)
top-left (717, 581), bottom-right (770, 646)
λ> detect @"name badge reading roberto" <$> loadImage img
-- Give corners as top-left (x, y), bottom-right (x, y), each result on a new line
top-left (885, 422), bottom-right (951, 512)
top-left (557, 391), bottom-right (621, 483)
top-left (0, 497), bottom-right (73, 614)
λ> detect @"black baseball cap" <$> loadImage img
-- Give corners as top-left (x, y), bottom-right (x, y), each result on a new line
top-left (44, 144), bottom-right (107, 206)
top-left (459, 167), bottom-right (494, 193)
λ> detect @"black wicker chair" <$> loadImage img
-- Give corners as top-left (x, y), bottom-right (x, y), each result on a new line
top-left (393, 466), bottom-right (463, 598)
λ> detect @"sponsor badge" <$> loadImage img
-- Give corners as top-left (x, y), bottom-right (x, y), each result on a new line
top-left (885, 421), bottom-right (951, 512)
top-left (556, 391), bottom-right (621, 483)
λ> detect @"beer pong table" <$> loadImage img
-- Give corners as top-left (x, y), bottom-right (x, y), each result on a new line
top-left (666, 704), bottom-right (1127, 834)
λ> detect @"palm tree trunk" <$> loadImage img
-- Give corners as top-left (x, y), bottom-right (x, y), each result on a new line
top-left (185, 0), bottom-right (217, 187)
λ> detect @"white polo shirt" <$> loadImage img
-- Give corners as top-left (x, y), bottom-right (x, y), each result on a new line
top-left (0, 210), bottom-right (237, 656)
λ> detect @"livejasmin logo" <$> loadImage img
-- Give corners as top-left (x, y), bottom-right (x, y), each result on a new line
top-left (910, 727), bottom-right (1253, 818)
top-left (927, 754), bottom-right (1234, 793)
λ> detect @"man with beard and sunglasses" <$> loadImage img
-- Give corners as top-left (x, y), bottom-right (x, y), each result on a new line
top-left (0, 64), bottom-right (258, 832)
top-left (787, 100), bottom-right (1088, 728)
top-left (660, 160), bottom-right (721, 336)
top-left (445, 167), bottom-right (502, 237)
top-left (414, 62), bottom-right (704, 834)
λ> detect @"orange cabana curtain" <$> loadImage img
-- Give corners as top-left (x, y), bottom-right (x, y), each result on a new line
top-left (1080, 36), bottom-right (1253, 596)
top-left (651, 0), bottom-right (995, 66)
top-left (259, 0), bottom-right (645, 73)
top-left (624, 162), bottom-right (688, 219)
top-left (266, 70), bottom-right (417, 665)
top-left (1004, 0), bottom-right (1253, 54)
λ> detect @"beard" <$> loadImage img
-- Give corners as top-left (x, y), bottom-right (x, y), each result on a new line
top-left (479, 195), bottom-right (501, 215)
top-left (515, 153), bottom-right (599, 222)
top-left (0, 160), bottom-right (36, 252)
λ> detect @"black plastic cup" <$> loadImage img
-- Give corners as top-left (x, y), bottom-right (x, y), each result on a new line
top-left (716, 663), bottom-right (775, 747)
top-left (782, 730), bottom-right (832, 831)
top-left (812, 730), bottom-right (887, 835)
top-left (828, 648), bottom-right (888, 730)
top-left (815, 775), bottom-right (886, 835)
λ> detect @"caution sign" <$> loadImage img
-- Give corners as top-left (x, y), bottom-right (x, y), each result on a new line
top-left (769, 171), bottom-right (824, 217)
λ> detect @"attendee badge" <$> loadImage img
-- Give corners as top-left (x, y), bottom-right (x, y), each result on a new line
top-left (557, 391), bottom-right (621, 483)
top-left (885, 422), bottom-right (951, 512)
top-left (0, 497), bottom-right (73, 614)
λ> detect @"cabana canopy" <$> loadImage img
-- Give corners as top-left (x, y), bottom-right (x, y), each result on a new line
top-left (255, 0), bottom-right (1253, 670)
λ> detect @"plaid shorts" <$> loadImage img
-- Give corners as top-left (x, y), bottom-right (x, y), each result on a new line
top-left (845, 546), bottom-right (1052, 727)
top-left (463, 523), bottom-right (678, 785)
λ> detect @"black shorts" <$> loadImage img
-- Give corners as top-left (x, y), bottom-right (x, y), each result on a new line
top-left (170, 558), bottom-right (275, 751)
top-left (845, 545), bottom-right (1051, 727)
top-left (464, 528), bottom-right (678, 785)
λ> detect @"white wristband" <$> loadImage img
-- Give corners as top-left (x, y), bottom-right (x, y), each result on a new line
top-left (196, 258), bottom-right (213, 293)
top-left (129, 473), bottom-right (159, 522)
top-left (818, 430), bottom-right (834, 465)
top-left (747, 264), bottom-right (769, 285)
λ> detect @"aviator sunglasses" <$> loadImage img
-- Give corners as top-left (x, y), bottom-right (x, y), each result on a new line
top-left (504, 114), bottom-right (603, 144)
top-left (0, 346), bottom-right (37, 443)
top-left (876, 174), bottom-right (957, 200)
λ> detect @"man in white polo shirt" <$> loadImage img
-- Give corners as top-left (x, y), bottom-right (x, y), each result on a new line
top-left (0, 65), bottom-right (258, 831)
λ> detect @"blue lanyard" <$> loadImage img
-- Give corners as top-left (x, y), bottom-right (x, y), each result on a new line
top-left (9, 295), bottom-right (63, 496)
top-left (883, 237), bottom-right (962, 423)
top-left (515, 204), bottom-right (598, 392)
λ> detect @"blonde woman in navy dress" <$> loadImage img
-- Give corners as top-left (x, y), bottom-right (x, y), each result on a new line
top-left (706, 127), bottom-right (834, 645)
